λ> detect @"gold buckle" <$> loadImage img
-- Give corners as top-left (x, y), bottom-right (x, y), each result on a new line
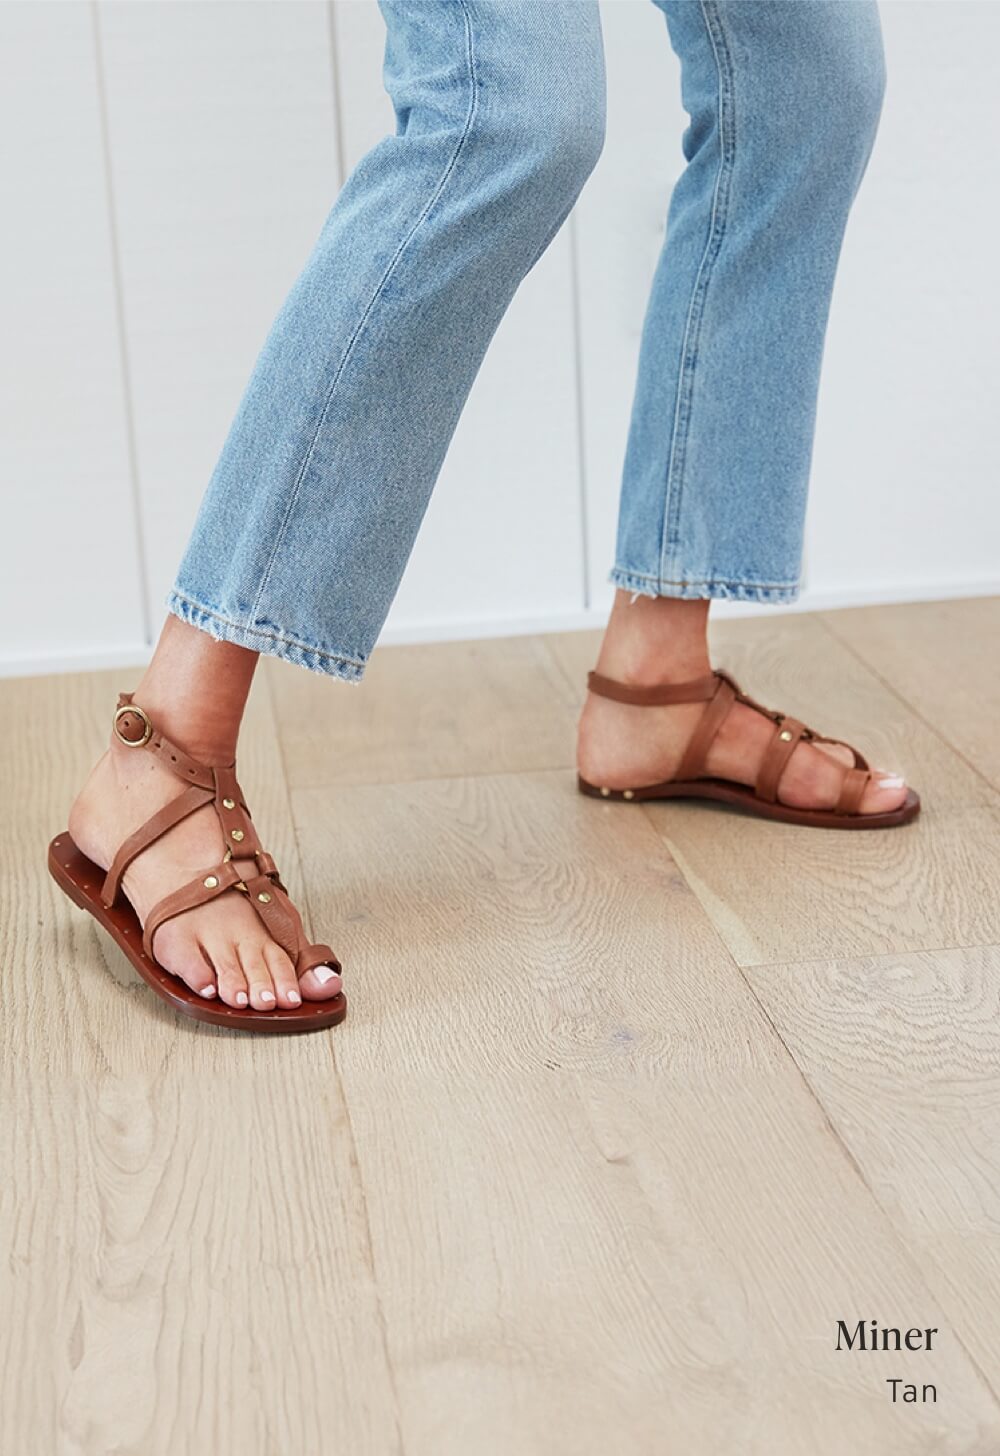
top-left (113, 703), bottom-right (153, 747)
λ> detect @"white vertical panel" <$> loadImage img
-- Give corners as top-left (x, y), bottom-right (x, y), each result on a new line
top-left (0, 1), bottom-right (145, 669)
top-left (97, 0), bottom-right (341, 627)
top-left (804, 0), bottom-right (1000, 600)
top-left (574, 0), bottom-right (683, 613)
top-left (332, 1), bottom-right (587, 634)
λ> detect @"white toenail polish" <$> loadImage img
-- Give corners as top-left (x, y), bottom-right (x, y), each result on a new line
top-left (879, 775), bottom-right (905, 789)
top-left (288, 990), bottom-right (301, 1005)
top-left (200, 985), bottom-right (216, 998)
top-left (260, 990), bottom-right (275, 1004)
top-left (313, 966), bottom-right (337, 985)
top-left (236, 991), bottom-right (248, 1006)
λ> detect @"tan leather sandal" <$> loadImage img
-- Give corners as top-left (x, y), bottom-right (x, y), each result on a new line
top-left (48, 693), bottom-right (346, 1031)
top-left (578, 668), bottom-right (920, 829)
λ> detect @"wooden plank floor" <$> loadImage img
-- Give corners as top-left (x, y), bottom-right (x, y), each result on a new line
top-left (3, 597), bottom-right (999, 1454)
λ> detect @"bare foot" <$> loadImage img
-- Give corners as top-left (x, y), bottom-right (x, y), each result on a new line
top-left (69, 736), bottom-right (342, 1010)
top-left (577, 680), bottom-right (909, 815)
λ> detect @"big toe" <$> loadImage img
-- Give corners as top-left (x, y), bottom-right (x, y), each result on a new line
top-left (860, 771), bottom-right (909, 814)
top-left (814, 742), bottom-right (909, 813)
top-left (299, 964), bottom-right (343, 1001)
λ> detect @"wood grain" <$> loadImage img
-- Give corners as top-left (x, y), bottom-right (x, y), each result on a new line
top-left (291, 768), bottom-right (1000, 1454)
top-left (747, 943), bottom-right (1000, 1396)
top-left (7, 606), bottom-right (1000, 1451)
top-left (822, 597), bottom-right (1000, 792)
top-left (265, 634), bottom-right (578, 790)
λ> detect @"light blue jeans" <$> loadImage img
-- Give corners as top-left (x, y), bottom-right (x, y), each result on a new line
top-left (169, 0), bottom-right (886, 682)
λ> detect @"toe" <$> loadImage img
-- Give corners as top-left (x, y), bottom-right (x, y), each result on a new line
top-left (263, 941), bottom-right (301, 1009)
top-left (212, 952), bottom-right (250, 1009)
top-left (860, 771), bottom-right (909, 814)
top-left (299, 963), bottom-right (343, 1001)
top-left (153, 926), bottom-right (218, 1000)
top-left (814, 743), bottom-right (909, 814)
top-left (240, 945), bottom-right (278, 1012)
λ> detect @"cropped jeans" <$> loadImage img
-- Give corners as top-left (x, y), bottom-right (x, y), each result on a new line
top-left (169, 0), bottom-right (886, 682)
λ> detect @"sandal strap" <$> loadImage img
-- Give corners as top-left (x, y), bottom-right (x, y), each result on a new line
top-left (242, 875), bottom-right (340, 976)
top-left (296, 943), bottom-right (343, 977)
top-left (243, 874), bottom-right (303, 962)
top-left (586, 668), bottom-right (877, 815)
top-left (114, 693), bottom-right (215, 790)
top-left (142, 859), bottom-right (247, 961)
top-left (675, 674), bottom-right (738, 781)
top-left (586, 670), bottom-right (720, 706)
top-left (101, 782), bottom-right (214, 907)
top-left (586, 668), bottom-right (741, 781)
top-left (836, 764), bottom-right (871, 815)
top-left (755, 716), bottom-right (808, 804)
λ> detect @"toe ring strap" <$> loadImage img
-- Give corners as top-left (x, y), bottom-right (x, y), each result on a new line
top-left (296, 944), bottom-right (342, 977)
top-left (244, 876), bottom-right (301, 962)
top-left (836, 766), bottom-right (870, 816)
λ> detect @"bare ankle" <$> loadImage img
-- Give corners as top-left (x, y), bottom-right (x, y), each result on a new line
top-left (128, 614), bottom-right (259, 765)
top-left (595, 590), bottom-right (711, 686)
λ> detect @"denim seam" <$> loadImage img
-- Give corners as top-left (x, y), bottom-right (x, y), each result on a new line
top-left (658, 0), bottom-right (736, 576)
top-left (168, 588), bottom-right (365, 671)
top-left (611, 566), bottom-right (798, 591)
top-left (246, 0), bottom-right (480, 631)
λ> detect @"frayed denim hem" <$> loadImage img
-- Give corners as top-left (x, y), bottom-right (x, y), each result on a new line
top-left (166, 590), bottom-right (367, 683)
top-left (608, 567), bottom-right (800, 606)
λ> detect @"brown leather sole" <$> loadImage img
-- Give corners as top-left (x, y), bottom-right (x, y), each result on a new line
top-left (578, 775), bottom-right (921, 829)
top-left (48, 833), bottom-right (347, 1032)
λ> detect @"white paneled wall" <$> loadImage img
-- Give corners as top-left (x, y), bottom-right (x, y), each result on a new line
top-left (96, 0), bottom-right (342, 629)
top-left (2, 1), bottom-right (998, 676)
top-left (1, 2), bottom-right (145, 668)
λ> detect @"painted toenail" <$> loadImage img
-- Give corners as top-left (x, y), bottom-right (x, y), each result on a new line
top-left (878, 775), bottom-right (905, 789)
top-left (313, 966), bottom-right (338, 985)
top-left (287, 990), bottom-right (301, 1005)
top-left (259, 990), bottom-right (275, 1004)
top-left (200, 985), bottom-right (217, 999)
top-left (236, 991), bottom-right (248, 1006)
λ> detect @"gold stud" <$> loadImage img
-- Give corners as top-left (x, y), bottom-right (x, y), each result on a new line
top-left (222, 797), bottom-right (235, 810)
top-left (600, 786), bottom-right (611, 798)
top-left (231, 829), bottom-right (245, 842)
top-left (623, 789), bottom-right (635, 801)
top-left (779, 729), bottom-right (793, 742)
top-left (203, 875), bottom-right (219, 889)
top-left (257, 892), bottom-right (272, 904)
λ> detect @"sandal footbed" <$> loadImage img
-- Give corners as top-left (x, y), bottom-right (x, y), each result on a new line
top-left (48, 833), bottom-right (347, 1033)
top-left (578, 776), bottom-right (921, 830)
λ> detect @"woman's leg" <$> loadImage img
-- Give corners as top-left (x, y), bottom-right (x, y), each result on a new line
top-left (171, 0), bottom-right (606, 679)
top-left (70, 0), bottom-right (606, 1006)
top-left (581, 0), bottom-right (908, 812)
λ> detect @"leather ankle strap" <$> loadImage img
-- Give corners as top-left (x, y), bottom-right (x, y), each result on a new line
top-left (586, 669), bottom-right (724, 707)
top-left (112, 692), bottom-right (216, 790)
